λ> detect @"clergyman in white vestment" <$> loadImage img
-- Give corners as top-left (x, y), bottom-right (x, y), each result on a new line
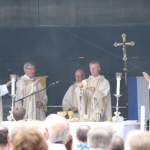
top-left (80, 61), bottom-right (112, 121)
top-left (0, 82), bottom-right (10, 121)
top-left (15, 62), bottom-right (48, 120)
top-left (62, 69), bottom-right (86, 116)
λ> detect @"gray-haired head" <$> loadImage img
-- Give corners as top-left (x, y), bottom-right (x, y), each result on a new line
top-left (23, 62), bottom-right (35, 71)
top-left (109, 135), bottom-right (124, 150)
top-left (23, 62), bottom-right (36, 78)
top-left (125, 130), bottom-right (150, 150)
top-left (89, 60), bottom-right (101, 67)
top-left (45, 114), bottom-right (70, 143)
top-left (87, 127), bottom-right (112, 150)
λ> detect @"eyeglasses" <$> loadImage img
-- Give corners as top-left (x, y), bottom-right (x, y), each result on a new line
top-left (26, 67), bottom-right (35, 70)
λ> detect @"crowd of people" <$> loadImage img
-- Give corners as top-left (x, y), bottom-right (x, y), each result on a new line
top-left (0, 110), bottom-right (149, 150)
top-left (0, 62), bottom-right (150, 150)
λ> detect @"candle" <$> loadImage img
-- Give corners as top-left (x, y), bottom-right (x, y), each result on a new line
top-left (140, 105), bottom-right (145, 131)
top-left (116, 73), bottom-right (122, 96)
top-left (10, 75), bottom-right (16, 96)
top-left (116, 78), bottom-right (120, 95)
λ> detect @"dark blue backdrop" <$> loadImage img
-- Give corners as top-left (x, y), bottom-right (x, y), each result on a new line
top-left (0, 26), bottom-right (150, 119)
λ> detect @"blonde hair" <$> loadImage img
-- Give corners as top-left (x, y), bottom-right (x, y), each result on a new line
top-left (12, 128), bottom-right (48, 150)
top-left (125, 130), bottom-right (150, 150)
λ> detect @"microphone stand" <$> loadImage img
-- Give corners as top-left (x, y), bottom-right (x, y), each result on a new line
top-left (15, 81), bottom-right (59, 103)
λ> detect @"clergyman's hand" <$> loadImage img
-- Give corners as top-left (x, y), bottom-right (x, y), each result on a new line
top-left (6, 81), bottom-right (11, 87)
top-left (88, 87), bottom-right (95, 91)
top-left (87, 87), bottom-right (95, 96)
top-left (79, 83), bottom-right (83, 89)
top-left (143, 72), bottom-right (150, 81)
top-left (88, 87), bottom-right (95, 92)
top-left (72, 107), bottom-right (78, 113)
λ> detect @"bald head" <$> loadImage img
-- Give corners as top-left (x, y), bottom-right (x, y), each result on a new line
top-left (45, 114), bottom-right (69, 143)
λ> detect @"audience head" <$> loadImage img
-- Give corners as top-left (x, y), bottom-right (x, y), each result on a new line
top-left (76, 125), bottom-right (90, 143)
top-left (87, 127), bottom-right (112, 150)
top-left (109, 135), bottom-right (124, 150)
top-left (45, 114), bottom-right (69, 144)
top-left (9, 121), bottom-right (26, 143)
top-left (125, 130), bottom-right (150, 150)
top-left (13, 107), bottom-right (26, 121)
top-left (12, 128), bottom-right (48, 150)
top-left (26, 121), bottom-right (49, 140)
top-left (9, 121), bottom-right (48, 142)
top-left (64, 134), bottom-right (73, 150)
top-left (0, 126), bottom-right (9, 147)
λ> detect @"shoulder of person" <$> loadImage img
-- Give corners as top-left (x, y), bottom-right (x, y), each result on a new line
top-left (19, 75), bottom-right (26, 80)
top-left (16, 76), bottom-right (23, 83)
top-left (100, 75), bottom-right (110, 83)
top-left (69, 83), bottom-right (76, 89)
top-left (17, 75), bottom-right (32, 85)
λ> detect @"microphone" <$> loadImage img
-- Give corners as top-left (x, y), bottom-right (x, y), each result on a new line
top-left (50, 81), bottom-right (60, 85)
top-left (54, 81), bottom-right (60, 84)
top-left (47, 81), bottom-right (60, 89)
top-left (15, 80), bottom-right (60, 103)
